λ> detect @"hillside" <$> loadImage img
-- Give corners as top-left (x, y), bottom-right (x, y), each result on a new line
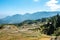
top-left (14, 14), bottom-right (60, 36)
top-left (0, 13), bottom-right (60, 40)
top-left (0, 11), bottom-right (60, 24)
top-left (1, 24), bottom-right (59, 40)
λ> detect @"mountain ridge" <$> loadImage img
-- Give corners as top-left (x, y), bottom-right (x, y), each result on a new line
top-left (0, 11), bottom-right (60, 24)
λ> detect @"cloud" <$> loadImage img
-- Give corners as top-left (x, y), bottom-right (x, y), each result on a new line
top-left (45, 0), bottom-right (60, 11)
top-left (33, 0), bottom-right (39, 2)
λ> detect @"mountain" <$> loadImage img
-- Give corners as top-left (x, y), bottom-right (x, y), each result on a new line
top-left (0, 11), bottom-right (60, 24)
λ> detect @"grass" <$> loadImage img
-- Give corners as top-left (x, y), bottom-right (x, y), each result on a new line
top-left (0, 31), bottom-right (51, 40)
top-left (0, 25), bottom-right (51, 40)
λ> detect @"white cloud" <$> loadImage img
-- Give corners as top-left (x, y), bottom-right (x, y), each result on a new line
top-left (33, 0), bottom-right (39, 2)
top-left (45, 0), bottom-right (60, 11)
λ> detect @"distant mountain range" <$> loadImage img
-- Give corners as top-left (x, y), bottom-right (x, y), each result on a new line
top-left (0, 11), bottom-right (60, 24)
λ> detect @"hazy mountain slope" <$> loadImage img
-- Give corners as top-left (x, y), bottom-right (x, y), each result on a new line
top-left (0, 11), bottom-right (60, 24)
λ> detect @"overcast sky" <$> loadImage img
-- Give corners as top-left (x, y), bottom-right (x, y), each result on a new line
top-left (0, 0), bottom-right (60, 18)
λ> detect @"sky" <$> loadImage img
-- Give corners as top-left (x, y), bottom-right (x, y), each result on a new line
top-left (0, 0), bottom-right (60, 18)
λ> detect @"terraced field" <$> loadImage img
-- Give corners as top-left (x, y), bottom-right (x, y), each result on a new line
top-left (0, 25), bottom-right (52, 40)
top-left (1, 24), bottom-right (60, 40)
top-left (0, 32), bottom-right (51, 40)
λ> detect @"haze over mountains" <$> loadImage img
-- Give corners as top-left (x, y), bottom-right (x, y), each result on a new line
top-left (0, 11), bottom-right (60, 24)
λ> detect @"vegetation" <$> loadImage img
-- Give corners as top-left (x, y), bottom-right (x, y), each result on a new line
top-left (15, 13), bottom-right (60, 36)
top-left (43, 14), bottom-right (60, 36)
top-left (0, 14), bottom-right (60, 40)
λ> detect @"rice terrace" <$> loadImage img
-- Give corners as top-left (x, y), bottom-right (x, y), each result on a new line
top-left (0, 0), bottom-right (60, 40)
